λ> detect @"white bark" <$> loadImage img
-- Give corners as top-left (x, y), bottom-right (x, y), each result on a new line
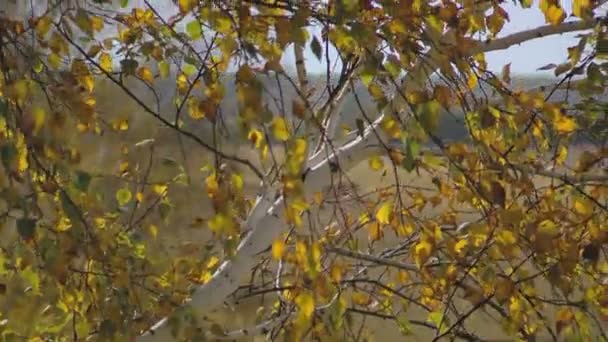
top-left (479, 20), bottom-right (597, 53)
top-left (138, 114), bottom-right (386, 341)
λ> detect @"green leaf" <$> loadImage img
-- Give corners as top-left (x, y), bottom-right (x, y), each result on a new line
top-left (427, 311), bottom-right (448, 334)
top-left (417, 100), bottom-right (441, 133)
top-left (74, 9), bottom-right (92, 36)
top-left (116, 188), bottom-right (132, 206)
top-left (17, 218), bottom-right (36, 241)
top-left (0, 99), bottom-right (7, 117)
top-left (98, 319), bottom-right (116, 339)
top-left (120, 0), bottom-right (129, 8)
top-left (74, 171), bottom-right (91, 192)
top-left (310, 36), bottom-right (323, 61)
top-left (120, 58), bottom-right (139, 75)
top-left (186, 20), bottom-right (202, 40)
top-left (60, 191), bottom-right (81, 229)
top-left (21, 266), bottom-right (41, 295)
top-left (182, 63), bottom-right (197, 76)
top-left (403, 138), bottom-right (419, 172)
top-left (159, 60), bottom-right (170, 78)
top-left (0, 144), bottom-right (16, 170)
top-left (396, 313), bottom-right (413, 336)
top-left (158, 200), bottom-right (172, 222)
top-left (428, 311), bottom-right (443, 329)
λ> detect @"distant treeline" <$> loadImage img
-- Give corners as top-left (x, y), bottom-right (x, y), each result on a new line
top-left (113, 71), bottom-right (606, 147)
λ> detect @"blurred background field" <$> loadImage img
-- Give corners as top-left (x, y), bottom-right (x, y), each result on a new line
top-left (84, 73), bottom-right (607, 340)
top-left (1, 71), bottom-right (605, 340)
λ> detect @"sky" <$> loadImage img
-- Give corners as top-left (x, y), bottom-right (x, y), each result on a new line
top-left (282, 0), bottom-right (608, 76)
top-left (7, 0), bottom-right (603, 76)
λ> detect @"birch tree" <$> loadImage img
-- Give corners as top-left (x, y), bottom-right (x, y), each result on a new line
top-left (0, 0), bottom-right (607, 341)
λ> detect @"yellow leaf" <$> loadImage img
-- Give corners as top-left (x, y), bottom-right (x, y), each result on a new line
top-left (453, 238), bottom-right (468, 257)
top-left (545, 5), bottom-right (565, 25)
top-left (148, 224), bottom-right (158, 239)
top-left (538, 219), bottom-right (559, 237)
top-left (188, 99), bottom-right (205, 120)
top-left (15, 133), bottom-right (28, 172)
top-left (330, 263), bottom-right (344, 283)
top-left (205, 173), bottom-right (219, 198)
top-left (292, 138), bottom-right (307, 156)
top-left (32, 106), bottom-right (46, 135)
top-left (352, 291), bottom-right (371, 306)
top-left (99, 52), bottom-right (112, 72)
top-left (368, 222), bottom-right (383, 241)
top-left (56, 217), bottom-right (72, 232)
top-left (116, 188), bottom-right (132, 206)
top-left (112, 119), bottom-right (129, 131)
top-left (397, 271), bottom-right (410, 283)
top-left (554, 115), bottom-right (577, 134)
top-left (573, 0), bottom-right (591, 18)
top-left (494, 276), bottom-right (515, 302)
top-left (48, 53), bottom-right (62, 69)
top-left (376, 201), bottom-right (393, 225)
top-left (271, 117), bottom-right (290, 141)
top-left (313, 191), bottom-right (324, 205)
top-left (555, 308), bottom-right (575, 334)
top-left (272, 239), bottom-right (286, 260)
top-left (12, 79), bottom-right (29, 103)
top-left (295, 240), bottom-right (307, 265)
top-left (394, 223), bottom-right (414, 237)
top-left (368, 155), bottom-right (384, 171)
top-left (177, 73), bottom-right (188, 93)
top-left (295, 292), bottom-right (315, 319)
top-left (178, 0), bottom-right (194, 13)
top-left (359, 213), bottom-right (371, 225)
top-left (90, 15), bottom-right (104, 32)
top-left (574, 197), bottom-right (593, 216)
top-left (206, 256), bottom-right (220, 269)
top-left (208, 213), bottom-right (233, 234)
top-left (119, 161), bottom-right (129, 174)
top-left (433, 85), bottom-right (452, 106)
top-left (486, 10), bottom-right (505, 37)
top-left (497, 230), bottom-right (517, 246)
top-left (153, 184), bottom-right (168, 197)
top-left (231, 173), bottom-right (244, 192)
top-left (467, 72), bottom-right (478, 90)
top-left (35, 16), bottom-right (52, 37)
top-left (248, 128), bottom-right (264, 148)
top-left (414, 238), bottom-right (433, 268)
top-left (137, 66), bottom-right (155, 84)
top-left (555, 145), bottom-right (568, 165)
top-left (81, 75), bottom-right (95, 93)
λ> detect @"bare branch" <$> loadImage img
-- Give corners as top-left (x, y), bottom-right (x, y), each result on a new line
top-left (138, 114), bottom-right (388, 341)
top-left (138, 8), bottom-right (607, 342)
top-left (327, 246), bottom-right (419, 271)
top-left (479, 20), bottom-right (598, 54)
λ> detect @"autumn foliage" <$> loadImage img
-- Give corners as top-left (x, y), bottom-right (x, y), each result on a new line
top-left (0, 0), bottom-right (607, 341)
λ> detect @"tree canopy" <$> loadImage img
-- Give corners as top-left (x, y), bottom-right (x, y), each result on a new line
top-left (0, 0), bottom-right (607, 341)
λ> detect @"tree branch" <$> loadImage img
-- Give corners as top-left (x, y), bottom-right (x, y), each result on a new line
top-left (137, 114), bottom-right (387, 341)
top-left (479, 19), bottom-right (598, 54)
top-left (138, 8), bottom-right (606, 342)
top-left (327, 246), bottom-right (419, 271)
